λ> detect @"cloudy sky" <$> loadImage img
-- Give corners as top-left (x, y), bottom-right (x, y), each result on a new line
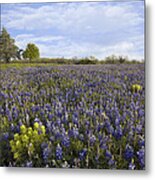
top-left (1, 1), bottom-right (144, 60)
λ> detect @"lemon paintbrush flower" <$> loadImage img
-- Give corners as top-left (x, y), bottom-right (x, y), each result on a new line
top-left (41, 125), bottom-right (46, 134)
top-left (34, 122), bottom-right (39, 129)
top-left (10, 123), bottom-right (47, 163)
top-left (21, 134), bottom-right (29, 144)
top-left (28, 127), bottom-right (33, 137)
top-left (14, 152), bottom-right (19, 159)
top-left (14, 133), bottom-right (20, 141)
top-left (33, 130), bottom-right (38, 136)
top-left (16, 140), bottom-right (21, 148)
top-left (131, 84), bottom-right (142, 92)
top-left (20, 125), bottom-right (27, 134)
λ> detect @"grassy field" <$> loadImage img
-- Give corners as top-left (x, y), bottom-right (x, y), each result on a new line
top-left (0, 63), bottom-right (59, 70)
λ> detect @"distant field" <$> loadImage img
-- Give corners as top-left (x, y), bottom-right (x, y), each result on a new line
top-left (0, 63), bottom-right (59, 70)
top-left (0, 64), bottom-right (145, 169)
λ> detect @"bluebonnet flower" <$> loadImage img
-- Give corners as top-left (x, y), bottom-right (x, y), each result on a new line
top-left (2, 132), bottom-right (9, 140)
top-left (8, 114), bottom-right (13, 121)
top-left (26, 161), bottom-right (33, 167)
top-left (57, 111), bottom-right (62, 118)
top-left (89, 135), bottom-right (96, 146)
top-left (45, 104), bottom-right (51, 112)
top-left (105, 150), bottom-right (112, 159)
top-left (5, 107), bottom-right (10, 116)
top-left (114, 126), bottom-right (123, 140)
top-left (136, 124), bottom-right (143, 134)
top-left (138, 109), bottom-right (144, 117)
top-left (48, 114), bottom-right (53, 121)
top-left (31, 105), bottom-right (40, 113)
top-left (0, 106), bottom-right (4, 115)
top-left (15, 125), bottom-right (20, 133)
top-left (109, 125), bottom-right (115, 135)
top-left (10, 123), bottom-right (15, 131)
top-left (138, 138), bottom-right (145, 147)
top-left (12, 111), bottom-right (18, 120)
top-left (85, 120), bottom-right (90, 126)
top-left (55, 131), bottom-right (62, 140)
top-left (79, 134), bottom-right (84, 141)
top-left (40, 111), bottom-right (45, 117)
top-left (124, 145), bottom-right (134, 160)
top-left (72, 115), bottom-right (78, 125)
top-left (137, 148), bottom-right (145, 168)
top-left (49, 136), bottom-right (54, 142)
top-left (73, 127), bottom-right (79, 138)
top-left (61, 135), bottom-right (70, 147)
top-left (98, 134), bottom-right (103, 142)
top-left (25, 92), bottom-right (31, 97)
top-left (108, 159), bottom-right (115, 167)
top-left (56, 144), bottom-right (63, 160)
top-left (105, 120), bottom-right (114, 134)
top-left (69, 126), bottom-right (79, 138)
top-left (97, 124), bottom-right (101, 132)
top-left (56, 119), bottom-right (61, 126)
top-left (79, 149), bottom-right (87, 160)
top-left (42, 147), bottom-right (50, 162)
top-left (41, 142), bottom-right (48, 149)
top-left (99, 136), bottom-right (109, 150)
top-left (115, 118), bottom-right (121, 126)
top-left (129, 160), bottom-right (136, 170)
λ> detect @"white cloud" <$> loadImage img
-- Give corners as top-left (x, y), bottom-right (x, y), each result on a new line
top-left (2, 2), bottom-right (144, 32)
top-left (15, 34), bottom-right (65, 46)
top-left (2, 1), bottom-right (144, 60)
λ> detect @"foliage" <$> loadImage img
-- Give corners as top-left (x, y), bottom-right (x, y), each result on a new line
top-left (0, 28), bottom-right (18, 63)
top-left (23, 43), bottom-right (40, 61)
top-left (104, 55), bottom-right (129, 64)
top-left (75, 58), bottom-right (98, 64)
top-left (0, 64), bottom-right (145, 169)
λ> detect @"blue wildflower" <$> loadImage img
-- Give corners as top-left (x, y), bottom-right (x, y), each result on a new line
top-left (137, 148), bottom-right (145, 168)
top-left (105, 150), bottom-right (112, 159)
top-left (42, 147), bottom-right (50, 162)
top-left (56, 144), bottom-right (63, 160)
top-left (108, 159), bottom-right (115, 167)
top-left (124, 145), bottom-right (134, 160)
top-left (114, 126), bottom-right (123, 140)
top-left (26, 161), bottom-right (33, 167)
top-left (129, 161), bottom-right (136, 170)
top-left (61, 135), bottom-right (70, 147)
top-left (79, 149), bottom-right (87, 160)
top-left (3, 132), bottom-right (9, 140)
top-left (90, 135), bottom-right (96, 146)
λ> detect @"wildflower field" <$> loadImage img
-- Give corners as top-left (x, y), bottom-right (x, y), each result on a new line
top-left (0, 64), bottom-right (145, 169)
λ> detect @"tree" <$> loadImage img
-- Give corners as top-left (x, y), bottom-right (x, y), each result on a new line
top-left (105, 55), bottom-right (118, 64)
top-left (0, 27), bottom-right (18, 63)
top-left (118, 55), bottom-right (128, 64)
top-left (23, 43), bottom-right (40, 61)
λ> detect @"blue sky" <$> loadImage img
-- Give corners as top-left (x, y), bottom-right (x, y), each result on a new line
top-left (1, 1), bottom-right (144, 60)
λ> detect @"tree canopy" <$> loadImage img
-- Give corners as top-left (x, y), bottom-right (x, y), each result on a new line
top-left (0, 27), bottom-right (18, 63)
top-left (23, 43), bottom-right (40, 61)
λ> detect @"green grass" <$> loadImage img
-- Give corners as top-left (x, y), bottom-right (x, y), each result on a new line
top-left (0, 63), bottom-right (58, 70)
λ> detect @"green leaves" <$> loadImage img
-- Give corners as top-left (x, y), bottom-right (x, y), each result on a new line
top-left (23, 43), bottom-right (40, 61)
top-left (0, 28), bottom-right (18, 63)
